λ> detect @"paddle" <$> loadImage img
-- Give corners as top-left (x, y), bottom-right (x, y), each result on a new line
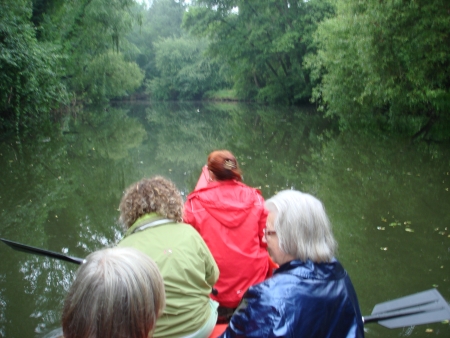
top-left (363, 288), bottom-right (450, 329)
top-left (1, 238), bottom-right (450, 328)
top-left (0, 238), bottom-right (85, 265)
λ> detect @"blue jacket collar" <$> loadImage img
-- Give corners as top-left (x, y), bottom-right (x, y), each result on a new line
top-left (275, 258), bottom-right (346, 280)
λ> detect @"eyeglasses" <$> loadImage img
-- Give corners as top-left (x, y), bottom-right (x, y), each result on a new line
top-left (263, 228), bottom-right (277, 239)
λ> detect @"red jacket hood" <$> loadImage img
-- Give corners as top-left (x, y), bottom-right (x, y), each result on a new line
top-left (186, 180), bottom-right (264, 228)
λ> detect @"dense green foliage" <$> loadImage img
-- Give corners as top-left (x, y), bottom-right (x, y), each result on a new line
top-left (0, 0), bottom-right (67, 131)
top-left (1, 0), bottom-right (144, 131)
top-left (2, 0), bottom-right (449, 137)
top-left (37, 0), bottom-right (143, 103)
top-left (183, 0), bottom-right (334, 104)
top-left (81, 51), bottom-right (144, 103)
top-left (148, 37), bottom-right (228, 100)
top-left (127, 0), bottom-right (186, 79)
top-left (126, 0), bottom-right (229, 100)
top-left (307, 0), bottom-right (450, 139)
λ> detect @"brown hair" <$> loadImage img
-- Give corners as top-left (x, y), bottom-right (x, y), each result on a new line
top-left (207, 150), bottom-right (242, 181)
top-left (119, 176), bottom-right (183, 229)
top-left (62, 247), bottom-right (165, 338)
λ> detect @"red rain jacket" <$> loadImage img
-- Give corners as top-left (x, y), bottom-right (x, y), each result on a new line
top-left (184, 179), bottom-right (269, 308)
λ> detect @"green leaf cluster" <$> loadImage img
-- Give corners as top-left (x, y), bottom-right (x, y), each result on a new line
top-left (183, 0), bottom-right (335, 104)
top-left (148, 37), bottom-right (227, 100)
top-left (0, 0), bottom-right (68, 131)
top-left (45, 0), bottom-right (142, 102)
top-left (307, 0), bottom-right (450, 139)
top-left (80, 51), bottom-right (144, 103)
top-left (125, 0), bottom-right (187, 83)
top-left (1, 0), bottom-right (145, 132)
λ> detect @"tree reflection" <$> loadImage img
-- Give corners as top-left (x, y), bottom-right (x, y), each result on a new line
top-left (220, 104), bottom-right (337, 197)
top-left (310, 132), bottom-right (450, 337)
top-left (144, 102), bottom-right (232, 192)
top-left (0, 106), bottom-right (148, 336)
top-left (0, 103), bottom-right (449, 337)
top-left (220, 106), bottom-right (450, 337)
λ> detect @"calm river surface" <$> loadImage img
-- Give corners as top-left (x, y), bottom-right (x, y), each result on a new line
top-left (0, 102), bottom-right (449, 337)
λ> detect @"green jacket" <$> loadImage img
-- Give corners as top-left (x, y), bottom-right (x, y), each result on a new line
top-left (117, 213), bottom-right (219, 338)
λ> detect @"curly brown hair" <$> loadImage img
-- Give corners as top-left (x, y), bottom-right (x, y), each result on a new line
top-left (119, 176), bottom-right (183, 229)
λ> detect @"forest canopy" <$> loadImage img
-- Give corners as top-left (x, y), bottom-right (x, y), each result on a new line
top-left (306, 0), bottom-right (450, 139)
top-left (1, 0), bottom-right (448, 139)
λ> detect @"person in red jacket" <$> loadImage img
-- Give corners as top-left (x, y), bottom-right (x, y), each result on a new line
top-left (184, 150), bottom-right (271, 322)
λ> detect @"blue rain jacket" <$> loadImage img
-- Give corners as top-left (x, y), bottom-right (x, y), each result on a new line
top-left (220, 259), bottom-right (364, 338)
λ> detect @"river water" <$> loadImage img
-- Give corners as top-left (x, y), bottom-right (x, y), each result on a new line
top-left (0, 102), bottom-right (449, 337)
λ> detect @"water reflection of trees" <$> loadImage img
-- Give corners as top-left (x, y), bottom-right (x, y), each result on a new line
top-left (144, 102), bottom-right (231, 192)
top-left (221, 104), bottom-right (337, 196)
top-left (0, 102), bottom-right (239, 336)
top-left (0, 107), bottom-right (149, 336)
top-left (0, 103), bottom-right (449, 337)
top-left (309, 132), bottom-right (450, 337)
top-left (222, 106), bottom-right (450, 337)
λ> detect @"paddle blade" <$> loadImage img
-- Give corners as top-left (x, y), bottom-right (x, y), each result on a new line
top-left (366, 289), bottom-right (450, 329)
top-left (1, 238), bottom-right (84, 265)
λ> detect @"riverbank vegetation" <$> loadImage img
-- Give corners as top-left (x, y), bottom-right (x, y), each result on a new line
top-left (306, 0), bottom-right (450, 140)
top-left (1, 0), bottom-right (449, 140)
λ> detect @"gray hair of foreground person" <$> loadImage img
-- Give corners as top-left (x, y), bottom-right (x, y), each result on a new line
top-left (265, 190), bottom-right (337, 263)
top-left (62, 247), bottom-right (165, 338)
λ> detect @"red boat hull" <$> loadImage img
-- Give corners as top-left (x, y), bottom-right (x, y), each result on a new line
top-left (209, 324), bottom-right (227, 337)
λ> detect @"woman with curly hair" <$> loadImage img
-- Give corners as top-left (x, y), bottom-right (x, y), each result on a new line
top-left (184, 150), bottom-right (271, 321)
top-left (117, 176), bottom-right (219, 338)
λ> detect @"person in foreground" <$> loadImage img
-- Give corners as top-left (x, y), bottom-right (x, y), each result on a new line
top-left (184, 150), bottom-right (271, 318)
top-left (61, 247), bottom-right (165, 338)
top-left (117, 176), bottom-right (219, 338)
top-left (220, 190), bottom-right (364, 338)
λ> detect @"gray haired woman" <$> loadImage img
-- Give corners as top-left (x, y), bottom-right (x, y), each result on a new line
top-left (220, 190), bottom-right (364, 338)
top-left (62, 247), bottom-right (165, 338)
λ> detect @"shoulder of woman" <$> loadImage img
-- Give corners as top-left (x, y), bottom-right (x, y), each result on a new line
top-left (247, 277), bottom-right (276, 296)
top-left (239, 279), bottom-right (287, 318)
top-left (177, 221), bottom-right (197, 230)
top-left (231, 181), bottom-right (264, 194)
top-left (237, 182), bottom-right (264, 197)
top-left (179, 222), bottom-right (206, 238)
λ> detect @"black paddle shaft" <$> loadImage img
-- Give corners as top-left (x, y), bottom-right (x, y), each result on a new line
top-left (0, 238), bottom-right (84, 265)
top-left (2, 238), bottom-right (450, 329)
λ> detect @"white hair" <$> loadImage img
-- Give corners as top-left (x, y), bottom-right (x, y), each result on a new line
top-left (62, 247), bottom-right (165, 338)
top-left (265, 190), bottom-right (337, 263)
